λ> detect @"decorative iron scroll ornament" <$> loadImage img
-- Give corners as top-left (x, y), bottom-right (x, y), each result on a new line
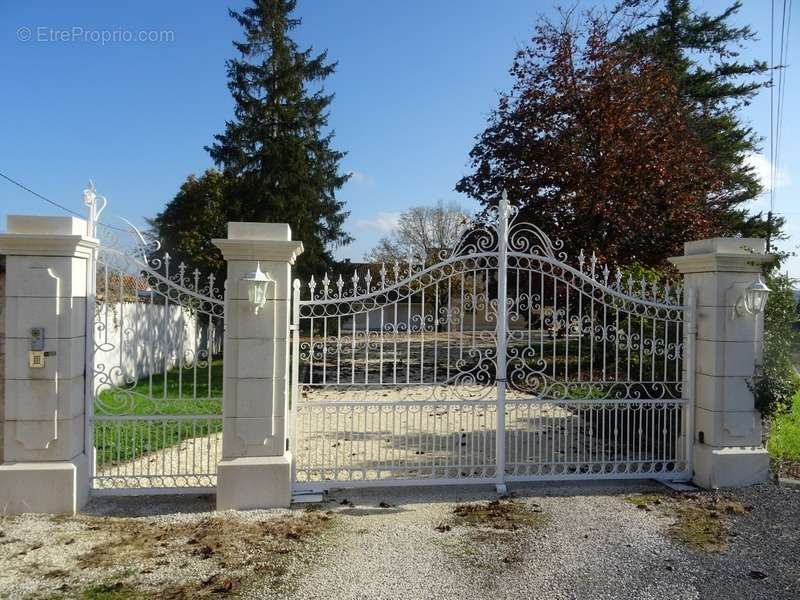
top-left (83, 180), bottom-right (107, 238)
top-left (93, 223), bottom-right (225, 416)
top-left (298, 191), bottom-right (682, 309)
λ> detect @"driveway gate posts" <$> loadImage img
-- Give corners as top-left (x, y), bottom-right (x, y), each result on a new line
top-left (213, 223), bottom-right (303, 509)
top-left (670, 238), bottom-right (773, 488)
top-left (0, 215), bottom-right (97, 514)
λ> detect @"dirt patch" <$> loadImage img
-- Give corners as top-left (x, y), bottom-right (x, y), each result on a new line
top-left (435, 498), bottom-right (548, 568)
top-left (4, 509), bottom-right (335, 599)
top-left (77, 510), bottom-right (331, 569)
top-left (627, 492), bottom-right (749, 553)
top-left (451, 499), bottom-right (545, 531)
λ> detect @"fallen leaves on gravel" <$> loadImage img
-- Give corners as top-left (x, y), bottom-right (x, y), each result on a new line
top-left (3, 509), bottom-right (335, 599)
top-left (77, 510), bottom-right (333, 572)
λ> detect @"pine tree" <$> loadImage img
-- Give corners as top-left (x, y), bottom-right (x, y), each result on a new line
top-left (206, 0), bottom-right (350, 279)
top-left (617, 0), bottom-right (774, 236)
top-left (149, 170), bottom-right (232, 282)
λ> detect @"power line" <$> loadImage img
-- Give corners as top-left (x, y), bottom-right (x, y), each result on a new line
top-left (768, 0), bottom-right (775, 252)
top-left (768, 0), bottom-right (792, 252)
top-left (1, 171), bottom-right (84, 218)
top-left (774, 0), bottom-right (792, 204)
top-left (0, 170), bottom-right (127, 233)
top-left (770, 0), bottom-right (774, 211)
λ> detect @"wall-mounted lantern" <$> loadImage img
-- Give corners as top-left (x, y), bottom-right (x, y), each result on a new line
top-left (242, 262), bottom-right (274, 315)
top-left (732, 276), bottom-right (770, 319)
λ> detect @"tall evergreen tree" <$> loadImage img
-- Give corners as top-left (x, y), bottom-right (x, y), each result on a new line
top-left (616, 0), bottom-right (775, 238)
top-left (152, 1), bottom-right (350, 281)
top-left (206, 0), bottom-right (350, 279)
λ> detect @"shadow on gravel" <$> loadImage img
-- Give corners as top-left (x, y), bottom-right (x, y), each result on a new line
top-left (82, 493), bottom-right (217, 517)
top-left (324, 479), bottom-right (668, 509)
top-left (80, 481), bottom-right (670, 518)
top-left (337, 506), bottom-right (410, 516)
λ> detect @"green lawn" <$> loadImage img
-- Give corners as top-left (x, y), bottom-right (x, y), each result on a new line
top-left (94, 360), bottom-right (223, 466)
top-left (96, 360), bottom-right (224, 414)
top-left (769, 390), bottom-right (800, 459)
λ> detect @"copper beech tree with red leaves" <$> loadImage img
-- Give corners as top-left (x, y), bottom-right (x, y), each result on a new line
top-left (457, 15), bottom-right (728, 268)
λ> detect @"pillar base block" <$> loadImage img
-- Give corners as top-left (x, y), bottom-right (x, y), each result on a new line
top-left (692, 444), bottom-right (769, 489)
top-left (216, 453), bottom-right (292, 510)
top-left (0, 454), bottom-right (89, 515)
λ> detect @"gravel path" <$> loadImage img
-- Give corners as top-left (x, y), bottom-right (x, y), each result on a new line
top-left (251, 482), bottom-right (689, 600)
top-left (2, 481), bottom-right (797, 599)
top-left (254, 481), bottom-right (800, 600)
top-left (94, 432), bottom-right (222, 489)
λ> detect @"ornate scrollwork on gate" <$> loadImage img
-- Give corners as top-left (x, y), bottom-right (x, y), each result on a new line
top-left (87, 185), bottom-right (224, 490)
top-left (293, 191), bottom-right (690, 486)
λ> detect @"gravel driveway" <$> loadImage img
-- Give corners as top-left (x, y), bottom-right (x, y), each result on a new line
top-left (256, 483), bottom-right (685, 600)
top-left (257, 481), bottom-right (800, 600)
top-left (1, 481), bottom-right (797, 600)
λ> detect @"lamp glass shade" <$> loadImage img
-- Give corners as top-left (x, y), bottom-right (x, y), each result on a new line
top-left (744, 277), bottom-right (770, 315)
top-left (242, 262), bottom-right (272, 313)
top-left (248, 279), bottom-right (268, 308)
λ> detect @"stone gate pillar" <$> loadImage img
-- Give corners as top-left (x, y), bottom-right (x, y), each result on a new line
top-left (670, 238), bottom-right (773, 489)
top-left (213, 223), bottom-right (303, 509)
top-left (0, 216), bottom-right (96, 514)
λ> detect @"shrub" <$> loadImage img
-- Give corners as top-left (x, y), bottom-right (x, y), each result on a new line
top-left (750, 271), bottom-right (800, 420)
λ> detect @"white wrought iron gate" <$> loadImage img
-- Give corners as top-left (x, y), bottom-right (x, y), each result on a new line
top-left (85, 188), bottom-right (225, 494)
top-left (292, 193), bottom-right (695, 490)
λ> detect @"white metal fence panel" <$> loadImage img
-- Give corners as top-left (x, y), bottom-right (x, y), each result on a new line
top-left (86, 191), bottom-right (225, 493)
top-left (292, 193), bottom-right (694, 490)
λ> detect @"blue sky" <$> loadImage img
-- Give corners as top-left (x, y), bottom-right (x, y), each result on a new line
top-left (1, 1), bottom-right (797, 275)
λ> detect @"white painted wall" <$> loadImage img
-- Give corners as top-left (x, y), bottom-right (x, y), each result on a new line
top-left (93, 302), bottom-right (222, 389)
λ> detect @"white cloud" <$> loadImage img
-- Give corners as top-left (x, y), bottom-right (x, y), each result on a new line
top-left (354, 211), bottom-right (401, 234)
top-left (742, 153), bottom-right (793, 214)
top-left (744, 152), bottom-right (792, 192)
top-left (348, 170), bottom-right (374, 186)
